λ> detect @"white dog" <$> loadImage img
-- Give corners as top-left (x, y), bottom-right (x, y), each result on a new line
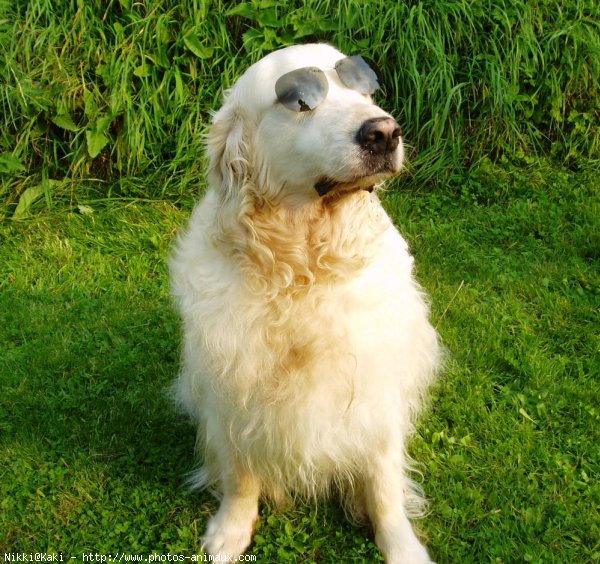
top-left (170, 44), bottom-right (441, 563)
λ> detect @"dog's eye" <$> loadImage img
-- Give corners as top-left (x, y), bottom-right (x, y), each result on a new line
top-left (335, 56), bottom-right (380, 95)
top-left (275, 67), bottom-right (329, 112)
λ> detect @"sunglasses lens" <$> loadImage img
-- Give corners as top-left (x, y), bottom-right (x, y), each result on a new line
top-left (335, 56), bottom-right (380, 94)
top-left (275, 67), bottom-right (329, 112)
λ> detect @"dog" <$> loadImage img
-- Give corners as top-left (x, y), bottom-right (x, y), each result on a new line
top-left (169, 43), bottom-right (441, 563)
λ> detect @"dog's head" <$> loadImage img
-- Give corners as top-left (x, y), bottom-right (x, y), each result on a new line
top-left (207, 44), bottom-right (404, 205)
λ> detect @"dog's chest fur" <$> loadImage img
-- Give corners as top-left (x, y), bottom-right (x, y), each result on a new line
top-left (172, 188), bottom-right (436, 477)
top-left (235, 190), bottom-right (391, 288)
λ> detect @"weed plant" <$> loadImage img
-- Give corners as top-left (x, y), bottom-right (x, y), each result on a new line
top-left (1, 0), bottom-right (599, 213)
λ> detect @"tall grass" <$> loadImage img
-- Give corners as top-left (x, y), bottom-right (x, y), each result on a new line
top-left (1, 0), bottom-right (598, 212)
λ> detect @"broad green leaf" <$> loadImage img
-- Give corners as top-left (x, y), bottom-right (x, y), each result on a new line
top-left (257, 11), bottom-right (282, 27)
top-left (317, 20), bottom-right (338, 32)
top-left (259, 0), bottom-right (284, 7)
top-left (0, 152), bottom-right (25, 174)
top-left (12, 185), bottom-right (44, 219)
top-left (225, 3), bottom-right (257, 19)
top-left (242, 28), bottom-right (263, 52)
top-left (83, 89), bottom-right (98, 117)
top-left (174, 69), bottom-right (185, 104)
top-left (113, 21), bottom-right (124, 38)
top-left (183, 32), bottom-right (214, 59)
top-left (95, 115), bottom-right (113, 134)
top-left (51, 113), bottom-right (79, 132)
top-left (293, 26), bottom-right (318, 39)
top-left (95, 62), bottom-right (109, 81)
top-left (77, 204), bottom-right (94, 215)
top-left (149, 50), bottom-right (169, 69)
top-left (86, 129), bottom-right (110, 158)
top-left (133, 63), bottom-right (153, 78)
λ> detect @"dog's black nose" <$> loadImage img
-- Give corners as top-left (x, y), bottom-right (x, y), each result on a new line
top-left (356, 117), bottom-right (402, 155)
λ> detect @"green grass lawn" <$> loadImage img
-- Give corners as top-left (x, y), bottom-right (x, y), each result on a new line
top-left (1, 161), bottom-right (598, 562)
top-left (1, 0), bottom-right (598, 560)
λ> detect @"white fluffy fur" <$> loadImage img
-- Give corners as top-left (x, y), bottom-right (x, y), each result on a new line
top-left (170, 44), bottom-right (441, 563)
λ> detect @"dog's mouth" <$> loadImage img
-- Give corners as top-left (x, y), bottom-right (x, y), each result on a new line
top-left (314, 170), bottom-right (394, 197)
top-left (315, 178), bottom-right (345, 196)
top-left (315, 145), bottom-right (402, 197)
top-left (314, 177), bottom-right (373, 197)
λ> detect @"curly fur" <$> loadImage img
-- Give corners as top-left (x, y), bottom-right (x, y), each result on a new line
top-left (170, 44), bottom-right (441, 563)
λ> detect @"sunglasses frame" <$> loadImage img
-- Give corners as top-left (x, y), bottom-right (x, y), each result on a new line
top-left (275, 55), bottom-right (380, 113)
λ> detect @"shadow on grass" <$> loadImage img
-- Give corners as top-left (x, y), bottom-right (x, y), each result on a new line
top-left (1, 283), bottom-right (200, 485)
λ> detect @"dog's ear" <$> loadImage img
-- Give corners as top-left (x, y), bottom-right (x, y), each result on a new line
top-left (206, 99), bottom-right (251, 202)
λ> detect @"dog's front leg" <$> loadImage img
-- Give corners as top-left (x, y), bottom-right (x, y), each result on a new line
top-left (364, 452), bottom-right (433, 564)
top-left (201, 457), bottom-right (260, 560)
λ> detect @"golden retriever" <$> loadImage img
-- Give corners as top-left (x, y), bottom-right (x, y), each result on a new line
top-left (170, 43), bottom-right (441, 563)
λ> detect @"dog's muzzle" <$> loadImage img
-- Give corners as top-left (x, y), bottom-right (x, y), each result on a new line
top-left (314, 116), bottom-right (402, 197)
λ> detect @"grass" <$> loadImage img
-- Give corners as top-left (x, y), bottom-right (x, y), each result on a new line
top-left (1, 161), bottom-right (598, 561)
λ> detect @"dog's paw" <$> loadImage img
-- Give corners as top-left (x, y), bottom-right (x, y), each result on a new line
top-left (201, 506), bottom-right (258, 560)
top-left (377, 527), bottom-right (434, 564)
top-left (383, 540), bottom-right (434, 564)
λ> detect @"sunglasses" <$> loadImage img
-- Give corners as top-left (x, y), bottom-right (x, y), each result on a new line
top-left (275, 55), bottom-right (380, 112)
